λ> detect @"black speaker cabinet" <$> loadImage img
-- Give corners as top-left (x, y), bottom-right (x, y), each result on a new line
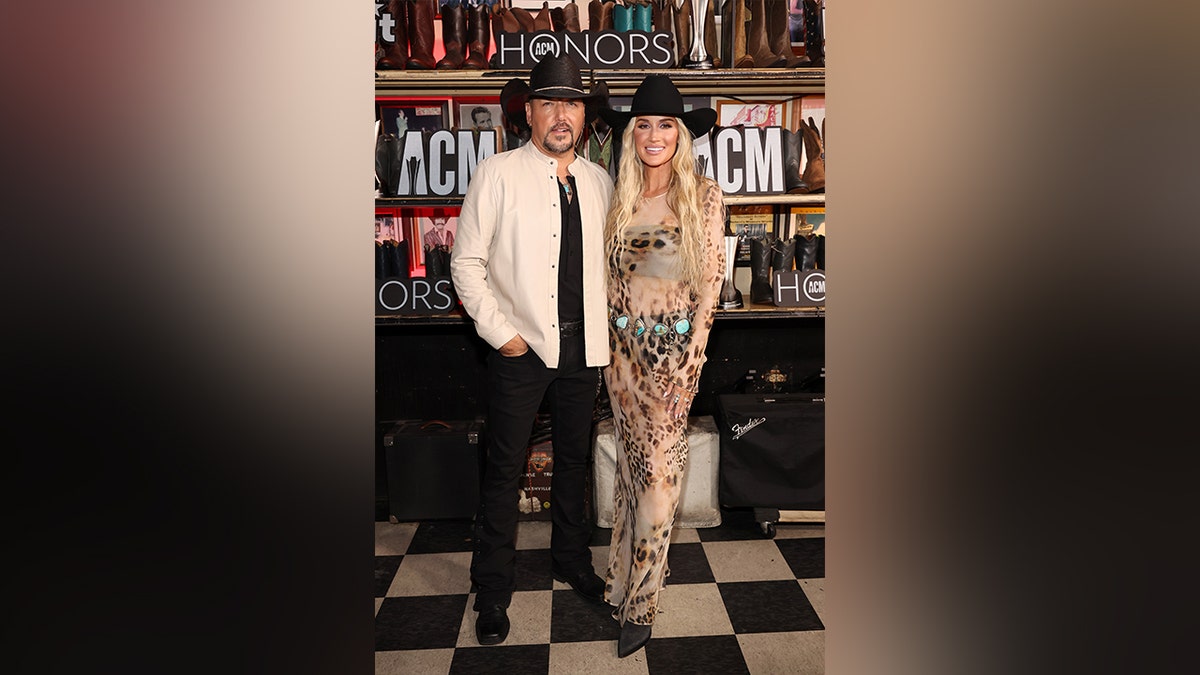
top-left (717, 393), bottom-right (824, 511)
top-left (383, 419), bottom-right (485, 522)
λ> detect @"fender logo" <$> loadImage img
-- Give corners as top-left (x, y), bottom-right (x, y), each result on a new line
top-left (731, 417), bottom-right (766, 440)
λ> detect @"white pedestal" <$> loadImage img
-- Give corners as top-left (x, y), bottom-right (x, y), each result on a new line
top-left (592, 416), bottom-right (722, 528)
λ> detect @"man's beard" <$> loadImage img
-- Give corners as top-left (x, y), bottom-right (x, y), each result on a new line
top-left (541, 127), bottom-right (577, 154)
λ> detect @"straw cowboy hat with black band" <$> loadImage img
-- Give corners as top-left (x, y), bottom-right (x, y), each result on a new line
top-left (598, 74), bottom-right (717, 139)
top-left (499, 54), bottom-right (609, 133)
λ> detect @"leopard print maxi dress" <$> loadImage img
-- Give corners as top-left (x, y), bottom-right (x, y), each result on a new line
top-left (603, 179), bottom-right (726, 626)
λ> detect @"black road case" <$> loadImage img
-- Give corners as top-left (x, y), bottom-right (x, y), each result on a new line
top-left (383, 419), bottom-right (485, 522)
top-left (717, 393), bottom-right (824, 537)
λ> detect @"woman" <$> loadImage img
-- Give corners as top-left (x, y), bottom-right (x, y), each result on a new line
top-left (598, 75), bottom-right (725, 658)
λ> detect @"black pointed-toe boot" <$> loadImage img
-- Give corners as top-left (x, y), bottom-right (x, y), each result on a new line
top-left (749, 236), bottom-right (774, 304)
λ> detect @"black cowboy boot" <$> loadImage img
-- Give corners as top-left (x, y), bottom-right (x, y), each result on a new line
top-left (406, 0), bottom-right (438, 69)
top-left (796, 233), bottom-right (819, 270)
top-left (393, 240), bottom-right (412, 278)
top-left (783, 128), bottom-right (803, 193)
top-left (376, 132), bottom-right (399, 196)
top-left (377, 0), bottom-right (409, 69)
top-left (803, 0), bottom-right (824, 67)
top-left (771, 236), bottom-right (796, 286)
top-left (436, 1), bottom-right (467, 69)
top-left (463, 2), bottom-right (491, 69)
top-left (816, 232), bottom-right (825, 270)
top-left (376, 241), bottom-right (388, 279)
top-left (749, 236), bottom-right (773, 304)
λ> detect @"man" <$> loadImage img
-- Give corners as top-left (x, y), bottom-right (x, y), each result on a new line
top-left (469, 105), bottom-right (494, 130)
top-left (451, 54), bottom-right (612, 647)
top-left (422, 213), bottom-right (454, 250)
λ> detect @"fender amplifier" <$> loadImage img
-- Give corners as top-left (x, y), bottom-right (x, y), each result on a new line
top-left (717, 393), bottom-right (824, 511)
top-left (383, 419), bottom-right (485, 522)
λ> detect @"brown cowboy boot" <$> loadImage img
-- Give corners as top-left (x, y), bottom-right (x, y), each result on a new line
top-left (510, 6), bottom-right (536, 31)
top-left (589, 0), bottom-right (614, 30)
top-left (534, 1), bottom-right (552, 30)
top-left (436, 1), bottom-right (467, 69)
top-left (746, 0), bottom-right (785, 67)
top-left (702, 0), bottom-right (719, 68)
top-left (722, 0), bottom-right (754, 68)
top-left (406, 0), bottom-right (438, 69)
top-left (377, 0), bottom-right (409, 69)
top-left (796, 116), bottom-right (825, 193)
top-left (463, 2), bottom-right (491, 69)
top-left (672, 0), bottom-right (691, 65)
top-left (563, 0), bottom-right (582, 31)
top-left (766, 0), bottom-right (802, 67)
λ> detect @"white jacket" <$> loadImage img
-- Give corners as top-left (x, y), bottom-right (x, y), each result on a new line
top-left (451, 142), bottom-right (614, 368)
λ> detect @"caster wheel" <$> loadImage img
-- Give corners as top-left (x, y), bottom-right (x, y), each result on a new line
top-left (760, 521), bottom-right (777, 538)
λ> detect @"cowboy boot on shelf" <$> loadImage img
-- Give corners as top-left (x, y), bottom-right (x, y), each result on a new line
top-left (392, 240), bottom-right (412, 279)
top-left (702, 0), bottom-right (719, 68)
top-left (672, 0), bottom-right (691, 65)
top-left (796, 233), bottom-right (819, 270)
top-left (376, 132), bottom-right (400, 196)
top-left (510, 5), bottom-right (536, 31)
top-left (632, 0), bottom-right (653, 31)
top-left (436, 0), bottom-right (467, 69)
top-left (719, 235), bottom-right (744, 309)
top-left (406, 0), bottom-right (438, 69)
top-left (749, 236), bottom-right (774, 304)
top-left (563, 0), bottom-right (582, 31)
top-left (533, 1), bottom-right (552, 30)
top-left (376, 241), bottom-right (388, 279)
top-left (613, 1), bottom-right (633, 31)
top-left (551, 4), bottom-right (566, 31)
top-left (796, 116), bottom-right (825, 193)
top-left (816, 231), bottom-right (825, 269)
top-left (463, 1), bottom-right (491, 69)
top-left (589, 0), bottom-right (615, 30)
top-left (766, 0), bottom-right (803, 67)
top-left (681, 0), bottom-right (713, 68)
top-left (722, 0), bottom-right (754, 68)
top-left (772, 235), bottom-right (796, 282)
top-left (746, 0), bottom-right (785, 67)
top-left (783, 128), bottom-right (804, 193)
top-left (377, 0), bottom-right (409, 69)
top-left (803, 0), bottom-right (824, 66)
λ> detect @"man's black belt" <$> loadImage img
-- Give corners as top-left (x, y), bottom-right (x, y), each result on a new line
top-left (559, 319), bottom-right (584, 337)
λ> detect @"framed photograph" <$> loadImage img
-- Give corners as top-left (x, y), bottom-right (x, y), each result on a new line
top-left (375, 211), bottom-right (402, 244)
top-left (716, 99), bottom-right (787, 128)
top-left (417, 208), bottom-right (459, 252)
top-left (377, 97), bottom-right (450, 136)
top-left (455, 98), bottom-right (504, 152)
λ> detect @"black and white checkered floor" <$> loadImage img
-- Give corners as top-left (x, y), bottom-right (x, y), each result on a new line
top-left (374, 509), bottom-right (824, 674)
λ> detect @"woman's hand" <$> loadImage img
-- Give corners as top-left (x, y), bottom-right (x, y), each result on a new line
top-left (662, 380), bottom-right (694, 420)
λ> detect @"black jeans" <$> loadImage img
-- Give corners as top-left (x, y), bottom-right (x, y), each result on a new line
top-left (470, 331), bottom-right (598, 610)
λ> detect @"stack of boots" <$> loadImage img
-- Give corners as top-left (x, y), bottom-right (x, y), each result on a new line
top-left (782, 128), bottom-right (804, 193)
top-left (534, 1), bottom-right (553, 30)
top-left (406, 0), bottom-right (438, 69)
top-left (796, 233), bottom-right (819, 270)
top-left (377, 0), bottom-right (410, 69)
top-left (771, 237), bottom-right (796, 293)
top-left (436, 1), bottom-right (467, 69)
top-left (563, 0), bottom-right (582, 31)
top-left (510, 6), bottom-right (536, 31)
top-left (746, 0), bottom-right (785, 67)
top-left (796, 116), bottom-right (825, 193)
top-left (749, 237), bottom-right (774, 304)
top-left (802, 0), bottom-right (824, 67)
top-left (766, 0), bottom-right (803, 67)
top-left (721, 0), bottom-right (754, 68)
top-left (463, 2), bottom-right (491, 69)
top-left (614, 2), bottom-right (633, 31)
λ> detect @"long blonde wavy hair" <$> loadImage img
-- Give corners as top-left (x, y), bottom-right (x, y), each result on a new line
top-left (603, 118), bottom-right (708, 293)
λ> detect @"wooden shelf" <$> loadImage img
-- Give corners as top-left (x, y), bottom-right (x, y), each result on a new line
top-left (377, 193), bottom-right (823, 207)
top-left (375, 68), bottom-right (824, 96)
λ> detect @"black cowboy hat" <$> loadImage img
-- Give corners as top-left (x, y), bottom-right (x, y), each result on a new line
top-left (598, 74), bottom-right (717, 139)
top-left (499, 54), bottom-right (609, 132)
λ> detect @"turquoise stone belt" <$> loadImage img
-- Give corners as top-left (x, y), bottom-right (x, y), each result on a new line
top-left (608, 307), bottom-right (694, 341)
